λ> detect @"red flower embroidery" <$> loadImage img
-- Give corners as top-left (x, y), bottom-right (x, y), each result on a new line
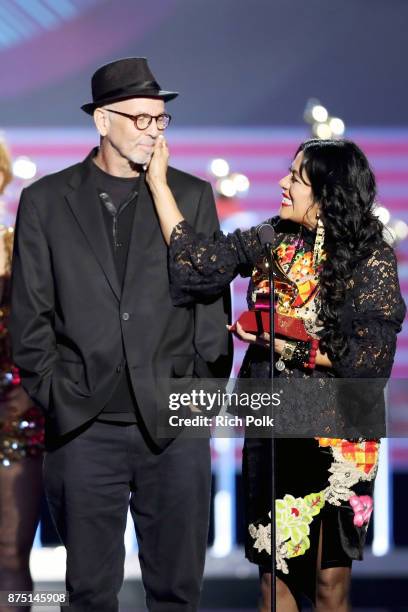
top-left (349, 495), bottom-right (373, 527)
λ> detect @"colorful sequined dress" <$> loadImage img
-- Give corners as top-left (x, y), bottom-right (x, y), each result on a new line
top-left (167, 216), bottom-right (406, 605)
top-left (0, 226), bottom-right (44, 467)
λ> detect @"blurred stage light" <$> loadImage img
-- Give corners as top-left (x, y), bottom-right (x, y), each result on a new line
top-left (212, 490), bottom-right (233, 557)
top-left (314, 123), bottom-right (332, 140)
top-left (211, 158), bottom-right (250, 200)
top-left (303, 98), bottom-right (325, 124)
top-left (372, 439), bottom-right (391, 557)
top-left (384, 226), bottom-right (397, 245)
top-left (210, 158), bottom-right (230, 178)
top-left (377, 214), bottom-right (408, 245)
top-left (311, 104), bottom-right (329, 123)
top-left (393, 220), bottom-right (408, 241)
top-left (329, 117), bottom-right (345, 136)
top-left (231, 173), bottom-right (250, 194)
top-left (304, 98), bottom-right (346, 140)
top-left (374, 205), bottom-right (391, 225)
top-left (216, 178), bottom-right (237, 198)
top-left (13, 156), bottom-right (37, 180)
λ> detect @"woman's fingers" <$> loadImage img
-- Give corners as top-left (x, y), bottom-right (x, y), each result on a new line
top-left (235, 321), bottom-right (256, 341)
top-left (146, 136), bottom-right (169, 184)
top-left (155, 135), bottom-right (169, 157)
top-left (227, 322), bottom-right (274, 347)
top-left (227, 321), bottom-right (256, 342)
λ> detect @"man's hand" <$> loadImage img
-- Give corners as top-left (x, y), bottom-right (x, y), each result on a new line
top-left (146, 135), bottom-right (169, 188)
top-left (0, 385), bottom-right (32, 424)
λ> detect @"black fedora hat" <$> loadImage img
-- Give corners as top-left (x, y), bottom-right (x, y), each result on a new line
top-left (81, 57), bottom-right (178, 115)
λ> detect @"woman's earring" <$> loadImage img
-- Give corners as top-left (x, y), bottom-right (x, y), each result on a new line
top-left (313, 215), bottom-right (325, 268)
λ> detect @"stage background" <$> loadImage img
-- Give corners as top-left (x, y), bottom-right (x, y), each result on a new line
top-left (0, 1), bottom-right (407, 608)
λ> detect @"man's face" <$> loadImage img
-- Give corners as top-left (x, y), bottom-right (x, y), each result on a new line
top-left (98, 97), bottom-right (166, 166)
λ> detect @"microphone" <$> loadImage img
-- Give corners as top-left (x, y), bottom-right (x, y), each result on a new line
top-left (257, 224), bottom-right (278, 612)
top-left (257, 223), bottom-right (276, 249)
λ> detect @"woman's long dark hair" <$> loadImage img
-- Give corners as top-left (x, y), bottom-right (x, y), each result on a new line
top-left (296, 139), bottom-right (384, 360)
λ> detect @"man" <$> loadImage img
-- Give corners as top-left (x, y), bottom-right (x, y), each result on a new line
top-left (10, 57), bottom-right (232, 611)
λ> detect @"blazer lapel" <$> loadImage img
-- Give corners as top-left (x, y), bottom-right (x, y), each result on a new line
top-left (65, 153), bottom-right (121, 301)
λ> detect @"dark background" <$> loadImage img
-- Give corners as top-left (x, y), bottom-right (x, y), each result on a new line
top-left (0, 0), bottom-right (406, 127)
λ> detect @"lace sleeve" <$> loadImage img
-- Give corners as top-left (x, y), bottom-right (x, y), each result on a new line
top-left (332, 244), bottom-right (406, 378)
top-left (168, 219), bottom-right (267, 305)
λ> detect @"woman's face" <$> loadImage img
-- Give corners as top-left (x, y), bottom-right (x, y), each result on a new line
top-left (279, 151), bottom-right (319, 229)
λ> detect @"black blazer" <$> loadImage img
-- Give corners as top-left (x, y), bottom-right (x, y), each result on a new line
top-left (10, 150), bottom-right (232, 448)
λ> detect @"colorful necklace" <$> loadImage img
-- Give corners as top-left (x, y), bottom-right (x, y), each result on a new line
top-left (251, 220), bottom-right (326, 313)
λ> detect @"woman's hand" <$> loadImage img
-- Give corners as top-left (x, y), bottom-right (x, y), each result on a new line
top-left (146, 135), bottom-right (169, 188)
top-left (145, 135), bottom-right (184, 244)
top-left (227, 322), bottom-right (285, 353)
top-left (227, 323), bottom-right (332, 368)
top-left (0, 385), bottom-right (32, 424)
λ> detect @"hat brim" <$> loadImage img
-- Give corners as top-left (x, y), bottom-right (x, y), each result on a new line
top-left (81, 90), bottom-right (178, 115)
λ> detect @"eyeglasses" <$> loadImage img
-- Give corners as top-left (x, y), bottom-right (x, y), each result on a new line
top-left (105, 109), bottom-right (171, 131)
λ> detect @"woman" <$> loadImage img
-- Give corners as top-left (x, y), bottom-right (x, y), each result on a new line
top-left (146, 136), bottom-right (406, 611)
top-left (0, 141), bottom-right (44, 612)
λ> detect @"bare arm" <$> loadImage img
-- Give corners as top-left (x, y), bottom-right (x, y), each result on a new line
top-left (146, 135), bottom-right (183, 243)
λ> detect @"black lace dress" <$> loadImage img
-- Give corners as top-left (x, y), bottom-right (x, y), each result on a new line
top-left (167, 216), bottom-right (406, 604)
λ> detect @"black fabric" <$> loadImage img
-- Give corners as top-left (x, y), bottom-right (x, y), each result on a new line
top-left (81, 57), bottom-right (178, 114)
top-left (169, 217), bottom-right (406, 430)
top-left (243, 437), bottom-right (353, 604)
top-left (99, 363), bottom-right (137, 422)
top-left (10, 147), bottom-right (232, 611)
top-left (89, 161), bottom-right (139, 421)
top-left (90, 161), bottom-right (139, 285)
top-left (43, 420), bottom-right (211, 611)
top-left (10, 147), bottom-right (232, 449)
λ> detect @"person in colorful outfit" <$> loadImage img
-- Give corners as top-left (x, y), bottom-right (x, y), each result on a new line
top-left (0, 141), bottom-right (44, 612)
top-left (145, 136), bottom-right (406, 611)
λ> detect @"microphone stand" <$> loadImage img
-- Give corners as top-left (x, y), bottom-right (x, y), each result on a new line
top-left (257, 223), bottom-right (278, 611)
top-left (264, 244), bottom-right (277, 612)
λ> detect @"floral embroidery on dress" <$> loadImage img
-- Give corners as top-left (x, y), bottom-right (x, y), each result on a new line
top-left (316, 437), bottom-right (343, 448)
top-left (249, 438), bottom-right (380, 574)
top-left (349, 495), bottom-right (374, 527)
top-left (248, 513), bottom-right (271, 556)
top-left (315, 438), bottom-right (379, 506)
top-left (249, 491), bottom-right (325, 574)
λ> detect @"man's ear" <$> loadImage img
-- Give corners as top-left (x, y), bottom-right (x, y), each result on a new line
top-left (93, 108), bottom-right (109, 137)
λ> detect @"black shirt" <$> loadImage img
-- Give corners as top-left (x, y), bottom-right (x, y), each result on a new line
top-left (90, 160), bottom-right (140, 422)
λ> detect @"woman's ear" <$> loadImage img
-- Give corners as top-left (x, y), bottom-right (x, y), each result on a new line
top-left (305, 202), bottom-right (320, 229)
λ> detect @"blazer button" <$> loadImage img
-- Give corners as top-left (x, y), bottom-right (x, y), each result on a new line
top-left (116, 364), bottom-right (123, 373)
top-left (122, 312), bottom-right (130, 321)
